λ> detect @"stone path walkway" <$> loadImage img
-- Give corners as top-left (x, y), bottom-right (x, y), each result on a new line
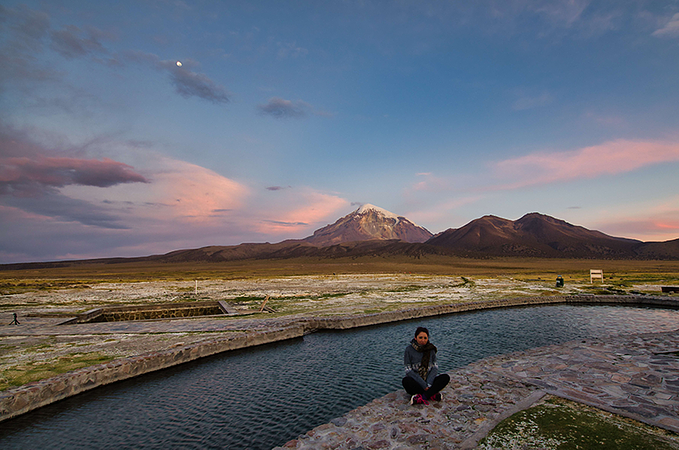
top-left (277, 330), bottom-right (679, 449)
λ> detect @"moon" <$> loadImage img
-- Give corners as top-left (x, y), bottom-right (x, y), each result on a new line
top-left (176, 61), bottom-right (182, 67)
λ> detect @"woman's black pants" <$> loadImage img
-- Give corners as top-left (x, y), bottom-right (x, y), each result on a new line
top-left (402, 374), bottom-right (450, 399)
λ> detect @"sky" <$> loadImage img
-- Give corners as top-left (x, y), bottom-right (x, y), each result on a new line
top-left (1, 0), bottom-right (679, 263)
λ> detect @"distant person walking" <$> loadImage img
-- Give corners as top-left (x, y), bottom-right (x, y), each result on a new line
top-left (9, 312), bottom-right (20, 325)
top-left (402, 326), bottom-right (450, 405)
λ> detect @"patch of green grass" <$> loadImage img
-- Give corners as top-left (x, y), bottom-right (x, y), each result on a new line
top-left (317, 292), bottom-right (349, 299)
top-left (0, 353), bottom-right (115, 391)
top-left (386, 285), bottom-right (425, 293)
top-left (0, 303), bottom-right (36, 309)
top-left (23, 337), bottom-right (58, 352)
top-left (0, 279), bottom-right (94, 295)
top-left (480, 396), bottom-right (679, 450)
top-left (229, 293), bottom-right (350, 303)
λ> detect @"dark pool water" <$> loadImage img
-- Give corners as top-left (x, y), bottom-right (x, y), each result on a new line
top-left (1, 304), bottom-right (678, 449)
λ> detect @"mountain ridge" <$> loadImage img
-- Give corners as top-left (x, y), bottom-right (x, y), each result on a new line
top-left (427, 212), bottom-right (648, 258)
top-left (1, 209), bottom-right (678, 268)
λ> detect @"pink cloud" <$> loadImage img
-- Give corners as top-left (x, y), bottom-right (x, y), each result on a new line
top-left (256, 189), bottom-right (350, 235)
top-left (411, 172), bottom-right (451, 192)
top-left (493, 139), bottom-right (679, 189)
top-left (0, 155), bottom-right (148, 197)
top-left (69, 156), bottom-right (250, 224)
top-left (596, 218), bottom-right (679, 242)
top-left (406, 196), bottom-right (483, 228)
top-left (587, 196), bottom-right (679, 242)
top-left (0, 130), bottom-right (351, 261)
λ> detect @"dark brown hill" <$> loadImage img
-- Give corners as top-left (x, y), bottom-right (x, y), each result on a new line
top-left (145, 240), bottom-right (449, 263)
top-left (425, 212), bottom-right (647, 258)
top-left (633, 238), bottom-right (679, 260)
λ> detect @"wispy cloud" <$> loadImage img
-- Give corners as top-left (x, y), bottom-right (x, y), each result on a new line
top-left (50, 25), bottom-right (108, 58)
top-left (257, 97), bottom-right (310, 119)
top-left (492, 139), bottom-right (679, 189)
top-left (592, 197), bottom-right (679, 241)
top-left (276, 41), bottom-right (309, 59)
top-left (411, 172), bottom-right (451, 192)
top-left (532, 0), bottom-right (590, 28)
top-left (583, 111), bottom-right (625, 126)
top-left (0, 125), bottom-right (148, 198)
top-left (255, 188), bottom-right (349, 234)
top-left (512, 90), bottom-right (553, 111)
top-left (3, 194), bottom-right (129, 229)
top-left (0, 155), bottom-right (148, 197)
top-left (0, 5), bottom-right (55, 86)
top-left (125, 51), bottom-right (231, 103)
top-left (2, 4), bottom-right (51, 49)
top-left (653, 13), bottom-right (679, 38)
top-left (406, 196), bottom-right (484, 230)
top-left (600, 218), bottom-right (679, 241)
top-left (0, 4), bottom-right (230, 104)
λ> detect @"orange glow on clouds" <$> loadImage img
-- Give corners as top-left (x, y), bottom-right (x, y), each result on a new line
top-left (493, 139), bottom-right (679, 189)
top-left (590, 197), bottom-right (679, 241)
top-left (147, 158), bottom-right (248, 221)
top-left (256, 189), bottom-right (350, 235)
top-left (60, 153), bottom-right (352, 241)
top-left (654, 221), bottom-right (679, 230)
top-left (63, 156), bottom-right (249, 223)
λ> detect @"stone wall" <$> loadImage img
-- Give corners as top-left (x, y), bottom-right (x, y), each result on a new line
top-left (67, 301), bottom-right (227, 324)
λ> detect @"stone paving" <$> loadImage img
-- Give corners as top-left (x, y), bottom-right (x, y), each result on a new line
top-left (276, 330), bottom-right (679, 450)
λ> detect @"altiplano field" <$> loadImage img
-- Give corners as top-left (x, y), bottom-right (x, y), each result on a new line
top-left (1, 259), bottom-right (679, 391)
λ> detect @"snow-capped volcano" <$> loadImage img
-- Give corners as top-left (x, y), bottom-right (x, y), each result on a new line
top-left (304, 204), bottom-right (433, 246)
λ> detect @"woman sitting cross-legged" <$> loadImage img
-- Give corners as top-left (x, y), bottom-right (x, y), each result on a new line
top-left (402, 326), bottom-right (450, 405)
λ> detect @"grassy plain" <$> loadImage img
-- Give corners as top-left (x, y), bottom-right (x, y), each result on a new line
top-left (2, 255), bottom-right (677, 389)
top-left (2, 255), bottom-right (679, 293)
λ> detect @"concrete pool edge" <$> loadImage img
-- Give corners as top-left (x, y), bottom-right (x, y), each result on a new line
top-left (2, 294), bottom-right (678, 423)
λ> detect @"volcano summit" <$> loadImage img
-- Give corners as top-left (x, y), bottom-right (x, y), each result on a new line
top-left (303, 204), bottom-right (433, 246)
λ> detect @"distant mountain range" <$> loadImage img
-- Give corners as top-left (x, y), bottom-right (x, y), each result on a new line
top-left (2, 205), bottom-right (678, 268)
top-left (153, 207), bottom-right (676, 262)
top-left (299, 205), bottom-right (678, 259)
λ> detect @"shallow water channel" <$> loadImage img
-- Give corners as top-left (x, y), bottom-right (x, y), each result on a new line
top-left (2, 304), bottom-right (679, 449)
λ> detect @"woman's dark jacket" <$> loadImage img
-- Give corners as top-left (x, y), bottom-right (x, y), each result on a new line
top-left (403, 342), bottom-right (438, 390)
